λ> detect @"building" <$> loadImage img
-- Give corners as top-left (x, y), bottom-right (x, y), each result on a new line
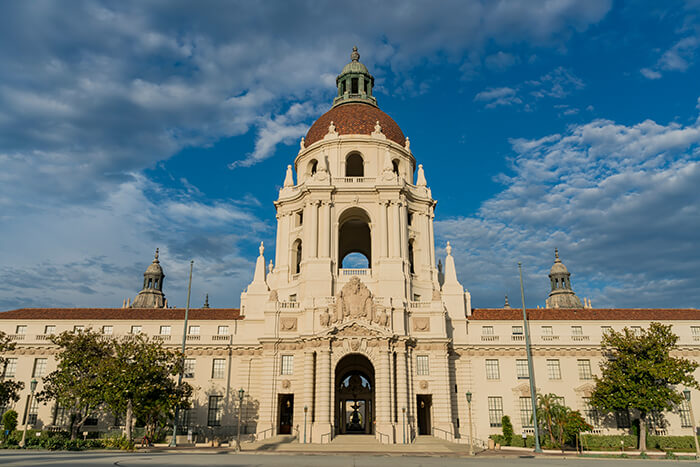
top-left (2, 48), bottom-right (699, 444)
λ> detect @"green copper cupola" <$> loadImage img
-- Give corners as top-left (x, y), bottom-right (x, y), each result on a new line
top-left (332, 46), bottom-right (377, 108)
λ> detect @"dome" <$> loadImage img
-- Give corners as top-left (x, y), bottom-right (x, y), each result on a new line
top-left (305, 103), bottom-right (406, 147)
top-left (549, 248), bottom-right (569, 275)
top-left (340, 60), bottom-right (370, 76)
top-left (145, 261), bottom-right (163, 275)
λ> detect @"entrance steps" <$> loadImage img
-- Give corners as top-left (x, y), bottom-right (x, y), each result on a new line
top-left (331, 434), bottom-right (378, 445)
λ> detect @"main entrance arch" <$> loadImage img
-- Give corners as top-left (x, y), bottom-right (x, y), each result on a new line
top-left (335, 354), bottom-right (374, 435)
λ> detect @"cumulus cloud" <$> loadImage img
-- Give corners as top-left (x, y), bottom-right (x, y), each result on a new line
top-left (641, 35), bottom-right (699, 79)
top-left (474, 87), bottom-right (522, 108)
top-left (484, 51), bottom-right (519, 71)
top-left (436, 101), bottom-right (700, 308)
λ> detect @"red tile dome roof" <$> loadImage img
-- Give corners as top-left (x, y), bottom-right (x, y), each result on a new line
top-left (305, 103), bottom-right (405, 147)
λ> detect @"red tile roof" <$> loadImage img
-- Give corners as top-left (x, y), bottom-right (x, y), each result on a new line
top-left (0, 308), bottom-right (242, 320)
top-left (470, 308), bottom-right (700, 321)
top-left (305, 103), bottom-right (405, 147)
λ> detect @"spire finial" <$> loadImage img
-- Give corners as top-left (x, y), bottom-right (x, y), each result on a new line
top-left (154, 248), bottom-right (159, 262)
top-left (351, 46), bottom-right (360, 62)
top-left (446, 241), bottom-right (452, 256)
top-left (504, 295), bottom-right (511, 309)
top-left (203, 294), bottom-right (210, 308)
top-left (554, 248), bottom-right (559, 261)
top-left (259, 241), bottom-right (264, 257)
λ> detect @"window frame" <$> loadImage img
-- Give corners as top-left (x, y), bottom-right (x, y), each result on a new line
top-left (488, 396), bottom-right (504, 427)
top-left (546, 359), bottom-right (562, 380)
top-left (281, 355), bottom-right (294, 375)
top-left (212, 358), bottom-right (226, 379)
top-left (516, 359), bottom-right (529, 379)
top-left (485, 359), bottom-right (500, 380)
top-left (577, 359), bottom-right (592, 380)
top-left (416, 355), bottom-right (430, 376)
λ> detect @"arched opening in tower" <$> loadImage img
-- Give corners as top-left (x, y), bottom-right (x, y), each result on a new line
top-left (346, 153), bottom-right (364, 177)
top-left (292, 239), bottom-right (302, 274)
top-left (338, 207), bottom-right (371, 270)
top-left (335, 353), bottom-right (374, 435)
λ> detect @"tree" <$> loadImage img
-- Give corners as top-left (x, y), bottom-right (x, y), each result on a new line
top-left (563, 410), bottom-right (592, 450)
top-left (536, 393), bottom-right (568, 448)
top-left (590, 322), bottom-right (699, 452)
top-left (0, 332), bottom-right (24, 409)
top-left (102, 334), bottom-right (192, 441)
top-left (2, 409), bottom-right (18, 439)
top-left (501, 415), bottom-right (514, 446)
top-left (36, 329), bottom-right (112, 439)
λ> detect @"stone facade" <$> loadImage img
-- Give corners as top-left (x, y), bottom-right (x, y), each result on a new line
top-left (1, 49), bottom-right (699, 445)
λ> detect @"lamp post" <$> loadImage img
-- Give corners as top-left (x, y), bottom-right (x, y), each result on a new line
top-left (303, 405), bottom-right (308, 443)
top-left (19, 378), bottom-right (38, 448)
top-left (466, 391), bottom-right (474, 456)
top-left (237, 388), bottom-right (245, 451)
top-left (683, 389), bottom-right (700, 460)
top-left (402, 407), bottom-right (406, 444)
top-left (170, 260), bottom-right (194, 448)
top-left (519, 262), bottom-right (542, 453)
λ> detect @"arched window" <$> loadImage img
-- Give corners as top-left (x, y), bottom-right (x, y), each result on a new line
top-left (308, 159), bottom-right (318, 176)
top-left (392, 159), bottom-right (400, 176)
top-left (148, 278), bottom-right (153, 288)
top-left (338, 207), bottom-right (371, 269)
top-left (346, 153), bottom-right (364, 177)
top-left (154, 279), bottom-right (158, 289)
top-left (293, 240), bottom-right (303, 274)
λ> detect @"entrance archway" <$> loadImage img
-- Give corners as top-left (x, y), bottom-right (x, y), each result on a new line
top-left (335, 354), bottom-right (374, 435)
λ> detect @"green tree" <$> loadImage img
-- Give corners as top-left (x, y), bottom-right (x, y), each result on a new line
top-left (536, 393), bottom-right (568, 449)
top-left (103, 334), bottom-right (192, 441)
top-left (0, 332), bottom-right (24, 409)
top-left (36, 329), bottom-right (112, 439)
top-left (2, 409), bottom-right (18, 439)
top-left (563, 410), bottom-right (592, 449)
top-left (501, 415), bottom-right (514, 445)
top-left (590, 322), bottom-right (699, 452)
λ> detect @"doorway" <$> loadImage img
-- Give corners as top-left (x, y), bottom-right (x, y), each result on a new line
top-left (335, 354), bottom-right (375, 435)
top-left (278, 394), bottom-right (294, 435)
top-left (416, 395), bottom-right (432, 435)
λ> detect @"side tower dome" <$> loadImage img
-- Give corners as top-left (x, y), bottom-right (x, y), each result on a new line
top-left (131, 248), bottom-right (166, 308)
top-left (545, 249), bottom-right (583, 309)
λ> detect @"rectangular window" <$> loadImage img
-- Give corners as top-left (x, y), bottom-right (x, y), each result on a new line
top-left (482, 326), bottom-right (494, 335)
top-left (44, 325), bottom-right (56, 335)
top-left (73, 325), bottom-right (85, 332)
top-left (692, 326), bottom-right (700, 340)
top-left (212, 358), bottom-right (226, 379)
top-left (577, 359), bottom-right (592, 380)
top-left (16, 325), bottom-right (27, 335)
top-left (130, 325), bottom-right (142, 335)
top-left (516, 359), bottom-right (529, 379)
top-left (54, 405), bottom-right (69, 426)
top-left (571, 326), bottom-right (583, 336)
top-left (582, 397), bottom-right (599, 427)
top-left (541, 326), bottom-right (553, 336)
top-left (289, 294), bottom-right (297, 302)
top-left (26, 397), bottom-right (39, 425)
top-left (84, 414), bottom-right (98, 426)
top-left (416, 355), bottom-right (430, 376)
top-left (615, 410), bottom-right (630, 428)
top-left (184, 359), bottom-right (196, 378)
top-left (488, 396), bottom-right (504, 427)
top-left (680, 400), bottom-right (692, 428)
top-left (512, 325), bottom-right (523, 335)
top-left (178, 408), bottom-right (193, 429)
top-left (102, 325), bottom-right (113, 335)
top-left (207, 395), bottom-right (223, 426)
top-left (159, 325), bottom-right (171, 335)
top-left (3, 358), bottom-right (17, 378)
top-left (519, 397), bottom-right (533, 427)
top-left (546, 359), bottom-right (561, 380)
top-left (601, 326), bottom-right (612, 336)
top-left (217, 325), bottom-right (229, 335)
top-left (631, 326), bottom-right (642, 337)
top-left (189, 325), bottom-right (200, 335)
top-left (32, 358), bottom-right (47, 378)
top-left (281, 355), bottom-right (294, 375)
top-left (485, 359), bottom-right (500, 380)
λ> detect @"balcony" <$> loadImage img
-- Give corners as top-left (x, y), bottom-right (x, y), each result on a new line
top-left (409, 300), bottom-right (432, 309)
top-left (212, 335), bottom-right (230, 342)
top-left (541, 335), bottom-right (560, 341)
top-left (511, 335), bottom-right (525, 342)
top-left (186, 335), bottom-right (201, 341)
top-left (572, 335), bottom-right (590, 342)
top-left (335, 177), bottom-right (376, 184)
top-left (278, 301), bottom-right (300, 309)
top-left (481, 335), bottom-right (499, 342)
top-left (339, 268), bottom-right (371, 277)
top-left (154, 335), bottom-right (171, 342)
top-left (8, 334), bottom-right (25, 341)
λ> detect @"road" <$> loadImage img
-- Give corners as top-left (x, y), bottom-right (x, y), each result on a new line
top-left (0, 452), bottom-right (692, 467)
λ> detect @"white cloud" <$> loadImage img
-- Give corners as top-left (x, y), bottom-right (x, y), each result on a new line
top-left (641, 35), bottom-right (699, 79)
top-left (484, 51), bottom-right (519, 71)
top-left (436, 101), bottom-right (700, 308)
top-left (474, 87), bottom-right (522, 108)
top-left (640, 68), bottom-right (662, 79)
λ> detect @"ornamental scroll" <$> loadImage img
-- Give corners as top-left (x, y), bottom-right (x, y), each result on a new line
top-left (319, 277), bottom-right (389, 328)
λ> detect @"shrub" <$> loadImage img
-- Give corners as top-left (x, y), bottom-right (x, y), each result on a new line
top-left (580, 434), bottom-right (696, 452)
top-left (103, 435), bottom-right (135, 451)
top-left (501, 416), bottom-right (513, 446)
top-left (2, 410), bottom-right (18, 434)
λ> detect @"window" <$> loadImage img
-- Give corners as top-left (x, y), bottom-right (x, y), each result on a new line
top-left (15, 325), bottom-right (27, 335)
top-left (295, 211), bottom-right (303, 227)
top-left (345, 153), bottom-right (364, 177)
top-left (130, 325), bottom-right (142, 335)
top-left (217, 325), bottom-right (229, 335)
top-left (416, 355), bottom-right (429, 376)
top-left (159, 325), bottom-right (171, 335)
top-left (178, 408), bottom-right (193, 429)
top-left (615, 410), bottom-right (630, 428)
top-left (571, 326), bottom-right (583, 336)
top-left (512, 326), bottom-right (523, 335)
top-left (208, 395), bottom-right (223, 426)
top-left (631, 326), bottom-right (642, 337)
top-left (485, 359), bottom-right (500, 380)
top-left (53, 405), bottom-right (69, 426)
top-left (74, 325), bottom-right (85, 332)
top-left (32, 358), bottom-right (47, 378)
top-left (189, 325), bottom-right (200, 335)
top-left (680, 400), bottom-right (692, 427)
top-left (84, 414), bottom-right (98, 426)
top-left (3, 358), bottom-right (17, 378)
top-left (184, 359), bottom-right (196, 378)
top-left (488, 397), bottom-right (504, 427)
top-left (44, 325), bottom-right (56, 335)
top-left (582, 397), bottom-right (599, 427)
top-left (577, 359), bottom-right (592, 380)
top-left (482, 326), bottom-right (494, 335)
top-left (516, 359), bottom-right (529, 379)
top-left (601, 326), bottom-right (612, 336)
top-left (25, 397), bottom-right (39, 425)
top-left (546, 359), bottom-right (561, 380)
top-left (541, 326), bottom-right (553, 336)
top-left (281, 355), bottom-right (293, 375)
top-left (212, 358), bottom-right (226, 379)
top-left (692, 326), bottom-right (700, 340)
top-left (289, 294), bottom-right (297, 302)
top-left (102, 325), bottom-right (113, 335)
top-left (519, 397), bottom-right (533, 427)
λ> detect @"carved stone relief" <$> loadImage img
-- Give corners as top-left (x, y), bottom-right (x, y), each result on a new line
top-left (412, 317), bottom-right (430, 332)
top-left (281, 379), bottom-right (291, 389)
top-left (322, 277), bottom-right (390, 329)
top-left (280, 318), bottom-right (298, 331)
top-left (419, 380), bottom-right (429, 390)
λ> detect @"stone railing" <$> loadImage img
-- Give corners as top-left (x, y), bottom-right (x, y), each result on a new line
top-left (279, 301), bottom-right (300, 309)
top-left (481, 335), bottom-right (499, 341)
top-left (153, 335), bottom-right (171, 341)
top-left (541, 335), bottom-right (560, 341)
top-left (8, 334), bottom-right (25, 341)
top-left (511, 335), bottom-right (525, 341)
top-left (211, 335), bottom-right (230, 342)
top-left (335, 177), bottom-right (376, 184)
top-left (36, 334), bottom-right (53, 341)
top-left (572, 335), bottom-right (590, 341)
top-left (186, 335), bottom-right (201, 341)
top-left (339, 268), bottom-right (371, 276)
top-left (409, 300), bottom-right (432, 309)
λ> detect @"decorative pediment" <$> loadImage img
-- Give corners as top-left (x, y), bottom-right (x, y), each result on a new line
top-left (325, 320), bottom-right (391, 338)
top-left (574, 383), bottom-right (596, 396)
top-left (512, 382), bottom-right (540, 397)
top-left (319, 277), bottom-right (390, 330)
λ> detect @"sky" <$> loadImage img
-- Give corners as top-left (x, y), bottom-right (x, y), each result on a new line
top-left (1, 0), bottom-right (699, 311)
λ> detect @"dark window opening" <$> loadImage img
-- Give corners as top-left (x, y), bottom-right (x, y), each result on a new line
top-left (408, 241), bottom-right (415, 274)
top-left (351, 77), bottom-right (359, 94)
top-left (346, 153), bottom-right (364, 177)
top-left (294, 240), bottom-right (303, 274)
top-left (392, 159), bottom-right (399, 175)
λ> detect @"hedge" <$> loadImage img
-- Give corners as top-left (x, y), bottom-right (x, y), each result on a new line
top-left (581, 434), bottom-right (696, 452)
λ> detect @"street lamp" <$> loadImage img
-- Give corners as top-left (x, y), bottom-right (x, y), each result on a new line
top-left (303, 405), bottom-right (308, 443)
top-left (19, 378), bottom-right (38, 448)
top-left (402, 407), bottom-right (406, 444)
top-left (236, 388), bottom-right (245, 451)
top-left (683, 389), bottom-right (700, 460)
top-left (466, 391), bottom-right (474, 456)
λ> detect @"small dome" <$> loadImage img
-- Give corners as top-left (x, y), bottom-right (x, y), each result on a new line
top-left (305, 103), bottom-right (405, 147)
top-left (340, 60), bottom-right (370, 76)
top-left (145, 248), bottom-right (164, 275)
top-left (549, 248), bottom-right (569, 275)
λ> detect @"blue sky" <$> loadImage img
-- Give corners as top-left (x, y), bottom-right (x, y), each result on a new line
top-left (1, 0), bottom-right (699, 310)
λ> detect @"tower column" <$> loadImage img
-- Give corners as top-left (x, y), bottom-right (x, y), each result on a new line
top-left (379, 201), bottom-right (388, 258)
top-left (428, 207), bottom-right (437, 283)
top-left (390, 201), bottom-right (400, 258)
top-left (396, 347), bottom-right (409, 442)
top-left (320, 201), bottom-right (331, 258)
top-left (400, 202), bottom-right (409, 260)
top-left (313, 347), bottom-right (332, 442)
top-left (310, 201), bottom-right (319, 258)
top-left (375, 348), bottom-right (393, 442)
top-left (304, 350), bottom-right (315, 440)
